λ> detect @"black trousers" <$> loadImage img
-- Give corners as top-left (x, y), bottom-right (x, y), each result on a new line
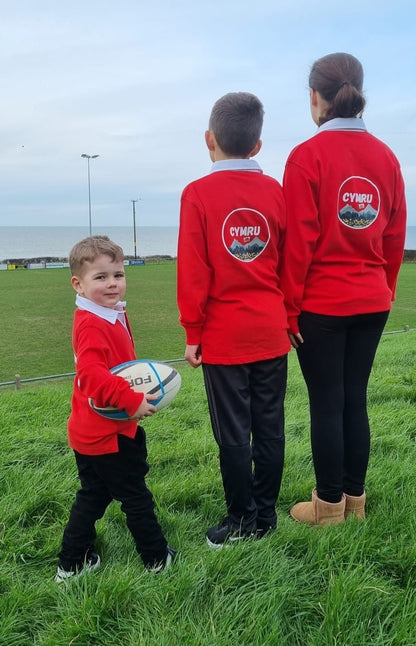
top-left (202, 356), bottom-right (287, 530)
top-left (58, 427), bottom-right (168, 569)
top-left (297, 310), bottom-right (389, 503)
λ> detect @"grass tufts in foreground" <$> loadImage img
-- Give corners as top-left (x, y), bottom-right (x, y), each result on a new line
top-left (1, 331), bottom-right (416, 645)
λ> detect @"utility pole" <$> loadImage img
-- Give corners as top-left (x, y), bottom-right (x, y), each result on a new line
top-left (81, 154), bottom-right (99, 236)
top-left (131, 199), bottom-right (138, 259)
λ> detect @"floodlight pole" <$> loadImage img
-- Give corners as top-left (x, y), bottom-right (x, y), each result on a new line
top-left (131, 199), bottom-right (138, 259)
top-left (81, 154), bottom-right (99, 236)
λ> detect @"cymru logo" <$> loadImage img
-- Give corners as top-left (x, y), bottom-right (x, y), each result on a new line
top-left (337, 176), bottom-right (380, 229)
top-left (222, 208), bottom-right (270, 262)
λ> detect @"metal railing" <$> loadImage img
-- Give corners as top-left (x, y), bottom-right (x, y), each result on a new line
top-left (0, 328), bottom-right (414, 390)
top-left (0, 358), bottom-right (186, 390)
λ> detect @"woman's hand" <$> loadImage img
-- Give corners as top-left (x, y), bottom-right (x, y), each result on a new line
top-left (289, 333), bottom-right (304, 349)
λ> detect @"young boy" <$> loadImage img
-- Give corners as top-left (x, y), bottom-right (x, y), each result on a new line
top-left (177, 92), bottom-right (290, 548)
top-left (55, 236), bottom-right (175, 582)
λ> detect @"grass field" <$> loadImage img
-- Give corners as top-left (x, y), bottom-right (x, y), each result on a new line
top-left (0, 262), bottom-right (415, 645)
top-left (0, 262), bottom-right (182, 385)
top-left (0, 261), bottom-right (414, 385)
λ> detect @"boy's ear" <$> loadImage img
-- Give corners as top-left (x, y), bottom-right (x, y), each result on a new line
top-left (71, 275), bottom-right (82, 293)
top-left (205, 130), bottom-right (216, 151)
top-left (250, 140), bottom-right (262, 157)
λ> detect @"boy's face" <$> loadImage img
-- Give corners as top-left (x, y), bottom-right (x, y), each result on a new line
top-left (71, 254), bottom-right (126, 309)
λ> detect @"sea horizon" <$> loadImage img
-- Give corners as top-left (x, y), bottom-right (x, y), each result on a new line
top-left (0, 225), bottom-right (179, 261)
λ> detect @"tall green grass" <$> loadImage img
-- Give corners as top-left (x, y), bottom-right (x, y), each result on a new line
top-left (0, 262), bottom-right (415, 644)
top-left (0, 269), bottom-right (416, 643)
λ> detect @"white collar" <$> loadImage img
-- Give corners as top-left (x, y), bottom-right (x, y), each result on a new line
top-left (317, 117), bottom-right (367, 134)
top-left (210, 159), bottom-right (263, 173)
top-left (75, 294), bottom-right (127, 325)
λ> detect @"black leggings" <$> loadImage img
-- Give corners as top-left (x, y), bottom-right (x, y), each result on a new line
top-left (297, 310), bottom-right (389, 503)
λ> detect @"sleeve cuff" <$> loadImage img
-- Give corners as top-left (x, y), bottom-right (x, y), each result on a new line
top-left (288, 316), bottom-right (299, 335)
top-left (185, 327), bottom-right (203, 346)
top-left (124, 391), bottom-right (145, 417)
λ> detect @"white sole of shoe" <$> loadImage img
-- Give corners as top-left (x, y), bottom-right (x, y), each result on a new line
top-left (55, 555), bottom-right (101, 583)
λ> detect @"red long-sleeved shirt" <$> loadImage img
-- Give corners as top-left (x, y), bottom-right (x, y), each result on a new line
top-left (68, 307), bottom-right (145, 455)
top-left (177, 160), bottom-right (290, 364)
top-left (280, 118), bottom-right (407, 334)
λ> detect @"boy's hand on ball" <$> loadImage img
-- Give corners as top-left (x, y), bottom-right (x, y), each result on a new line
top-left (131, 394), bottom-right (158, 420)
top-left (90, 361), bottom-right (181, 420)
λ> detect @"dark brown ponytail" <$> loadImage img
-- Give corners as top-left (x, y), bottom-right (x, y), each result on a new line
top-left (309, 53), bottom-right (366, 124)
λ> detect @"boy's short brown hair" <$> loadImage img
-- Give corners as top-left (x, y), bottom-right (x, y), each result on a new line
top-left (208, 92), bottom-right (264, 157)
top-left (69, 236), bottom-right (124, 276)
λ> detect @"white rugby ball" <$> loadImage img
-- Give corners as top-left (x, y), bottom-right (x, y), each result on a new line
top-left (89, 360), bottom-right (181, 420)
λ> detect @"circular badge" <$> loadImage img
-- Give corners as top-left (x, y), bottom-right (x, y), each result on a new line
top-left (337, 176), bottom-right (380, 229)
top-left (222, 208), bottom-right (270, 262)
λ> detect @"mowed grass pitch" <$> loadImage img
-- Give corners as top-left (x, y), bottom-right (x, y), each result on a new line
top-left (0, 261), bottom-right (184, 384)
top-left (0, 261), bottom-right (414, 384)
top-left (0, 262), bottom-right (415, 645)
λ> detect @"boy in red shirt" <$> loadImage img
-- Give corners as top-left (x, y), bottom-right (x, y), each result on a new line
top-left (177, 92), bottom-right (290, 547)
top-left (55, 236), bottom-right (175, 582)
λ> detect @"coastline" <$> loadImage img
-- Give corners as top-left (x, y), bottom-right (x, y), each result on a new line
top-left (0, 254), bottom-right (176, 270)
top-left (1, 251), bottom-right (414, 264)
top-left (1, 254), bottom-right (414, 272)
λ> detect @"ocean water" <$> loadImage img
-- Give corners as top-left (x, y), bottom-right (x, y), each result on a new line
top-left (405, 226), bottom-right (416, 251)
top-left (0, 225), bottom-right (415, 261)
top-left (0, 226), bottom-right (179, 261)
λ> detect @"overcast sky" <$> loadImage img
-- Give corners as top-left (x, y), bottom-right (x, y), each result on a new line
top-left (1, 0), bottom-right (415, 228)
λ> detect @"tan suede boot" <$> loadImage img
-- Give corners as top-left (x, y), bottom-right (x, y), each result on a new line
top-left (290, 489), bottom-right (346, 526)
top-left (344, 492), bottom-right (366, 520)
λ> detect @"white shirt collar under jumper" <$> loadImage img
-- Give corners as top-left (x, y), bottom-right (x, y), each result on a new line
top-left (75, 294), bottom-right (128, 330)
top-left (210, 159), bottom-right (263, 174)
top-left (317, 117), bottom-right (367, 134)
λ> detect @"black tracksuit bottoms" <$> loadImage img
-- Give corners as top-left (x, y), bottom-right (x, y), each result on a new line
top-left (58, 426), bottom-right (168, 569)
top-left (202, 355), bottom-right (287, 531)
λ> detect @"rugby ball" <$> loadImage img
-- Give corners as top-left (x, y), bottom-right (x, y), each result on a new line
top-left (89, 360), bottom-right (181, 420)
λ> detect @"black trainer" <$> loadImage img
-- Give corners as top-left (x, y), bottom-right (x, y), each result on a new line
top-left (206, 517), bottom-right (256, 549)
top-left (55, 550), bottom-right (101, 583)
top-left (256, 522), bottom-right (276, 539)
top-left (146, 546), bottom-right (177, 573)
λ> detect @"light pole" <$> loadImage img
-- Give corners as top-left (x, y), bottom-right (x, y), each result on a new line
top-left (131, 199), bottom-right (138, 259)
top-left (81, 154), bottom-right (99, 236)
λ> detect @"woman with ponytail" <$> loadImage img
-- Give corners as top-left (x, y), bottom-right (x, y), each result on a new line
top-left (281, 52), bottom-right (407, 525)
